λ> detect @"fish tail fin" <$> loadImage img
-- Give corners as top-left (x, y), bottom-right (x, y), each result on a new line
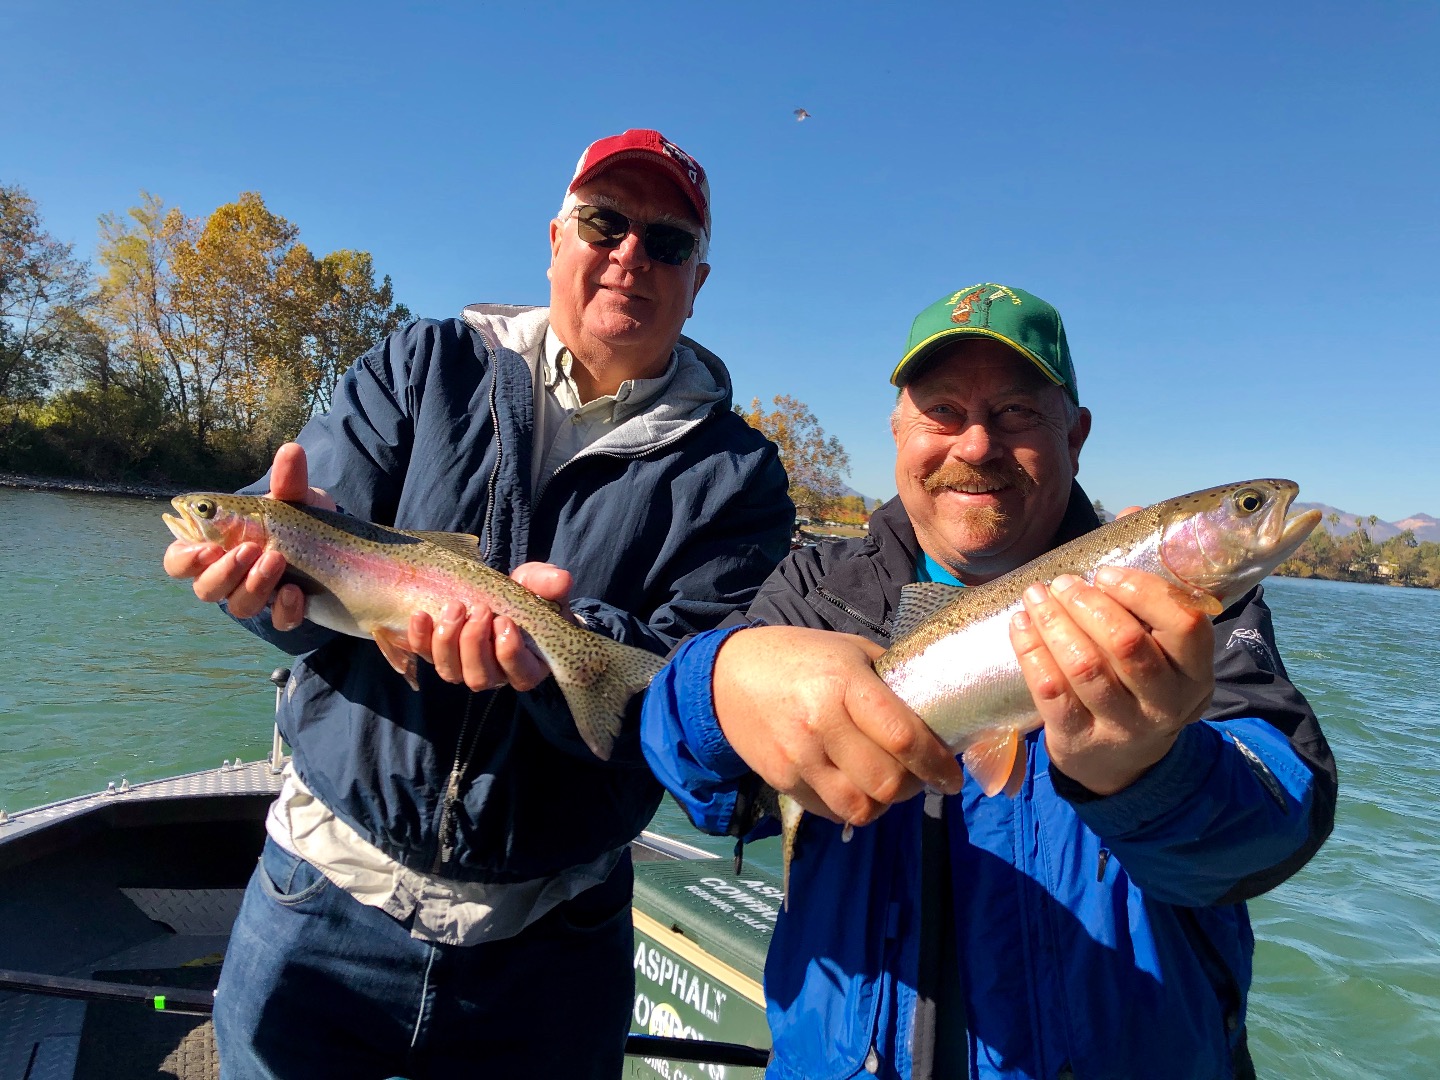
top-left (962, 727), bottom-right (1027, 798)
top-left (556, 639), bottom-right (666, 761)
top-left (372, 626), bottom-right (420, 691)
top-left (779, 794), bottom-right (806, 913)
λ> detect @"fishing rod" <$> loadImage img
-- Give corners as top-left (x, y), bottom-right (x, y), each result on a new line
top-left (0, 968), bottom-right (772, 1068)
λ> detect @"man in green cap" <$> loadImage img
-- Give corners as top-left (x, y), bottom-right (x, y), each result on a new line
top-left (640, 282), bottom-right (1336, 1078)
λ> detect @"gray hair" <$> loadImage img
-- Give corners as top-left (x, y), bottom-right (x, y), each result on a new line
top-left (555, 190), bottom-right (709, 263)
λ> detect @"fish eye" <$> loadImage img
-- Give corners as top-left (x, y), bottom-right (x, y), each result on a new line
top-left (194, 498), bottom-right (216, 519)
top-left (1234, 488), bottom-right (1264, 515)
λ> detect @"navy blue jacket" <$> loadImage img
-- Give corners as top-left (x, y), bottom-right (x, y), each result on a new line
top-left (237, 314), bottom-right (793, 883)
top-left (643, 490), bottom-right (1337, 1079)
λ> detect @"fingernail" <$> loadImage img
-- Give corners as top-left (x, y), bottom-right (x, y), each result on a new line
top-left (234, 545), bottom-right (259, 568)
top-left (1052, 574), bottom-right (1079, 593)
top-left (1095, 566), bottom-right (1122, 586)
top-left (1012, 611), bottom-right (1032, 631)
top-left (1024, 582), bottom-right (1048, 605)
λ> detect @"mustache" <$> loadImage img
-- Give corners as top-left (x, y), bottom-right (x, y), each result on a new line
top-left (922, 461), bottom-right (1037, 496)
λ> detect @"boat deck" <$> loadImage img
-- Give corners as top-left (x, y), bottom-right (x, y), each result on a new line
top-left (0, 762), bottom-right (769, 1080)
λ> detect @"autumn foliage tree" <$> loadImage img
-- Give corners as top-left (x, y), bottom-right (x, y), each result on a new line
top-left (0, 184), bottom-right (410, 485)
top-left (94, 191), bottom-right (409, 478)
top-left (0, 184), bottom-right (92, 407)
top-left (738, 394), bottom-right (851, 519)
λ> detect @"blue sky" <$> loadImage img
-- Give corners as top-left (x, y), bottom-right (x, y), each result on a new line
top-left (4, 0), bottom-right (1437, 520)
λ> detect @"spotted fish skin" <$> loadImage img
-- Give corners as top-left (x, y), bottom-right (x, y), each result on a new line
top-left (164, 493), bottom-right (663, 760)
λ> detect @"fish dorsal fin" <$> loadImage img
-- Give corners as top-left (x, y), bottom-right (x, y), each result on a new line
top-left (399, 530), bottom-right (484, 558)
top-left (894, 582), bottom-right (966, 639)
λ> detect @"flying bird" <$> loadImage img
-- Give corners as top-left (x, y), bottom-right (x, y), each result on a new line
top-left (794, 108), bottom-right (811, 121)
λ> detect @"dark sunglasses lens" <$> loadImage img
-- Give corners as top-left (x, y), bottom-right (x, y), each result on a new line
top-left (574, 206), bottom-right (629, 247)
top-left (642, 225), bottom-right (697, 265)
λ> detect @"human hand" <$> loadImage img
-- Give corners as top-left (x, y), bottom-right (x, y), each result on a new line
top-left (407, 562), bottom-right (573, 693)
top-left (713, 626), bottom-right (964, 827)
top-left (1009, 566), bottom-right (1216, 796)
top-left (162, 442), bottom-right (336, 628)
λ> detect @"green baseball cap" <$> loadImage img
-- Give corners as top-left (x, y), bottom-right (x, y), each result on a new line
top-left (890, 283), bottom-right (1079, 404)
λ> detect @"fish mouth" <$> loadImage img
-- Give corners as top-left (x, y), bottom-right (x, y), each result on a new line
top-left (1279, 507), bottom-right (1323, 557)
top-left (162, 499), bottom-right (201, 543)
top-left (1260, 481), bottom-right (1320, 561)
top-left (162, 496), bottom-right (217, 544)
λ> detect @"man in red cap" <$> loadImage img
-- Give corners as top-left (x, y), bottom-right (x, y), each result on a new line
top-left (164, 130), bottom-right (792, 1077)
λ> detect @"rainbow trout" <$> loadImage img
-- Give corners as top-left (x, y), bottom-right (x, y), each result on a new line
top-left (775, 479), bottom-right (1321, 899)
top-left (163, 493), bottom-right (665, 760)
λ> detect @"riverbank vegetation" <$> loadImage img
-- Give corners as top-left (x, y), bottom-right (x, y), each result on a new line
top-left (1277, 515), bottom-right (1440, 589)
top-left (1, 184), bottom-right (410, 490)
top-left (4, 185), bottom-right (869, 516)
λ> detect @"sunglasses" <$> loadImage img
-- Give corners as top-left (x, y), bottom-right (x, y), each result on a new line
top-left (570, 204), bottom-right (700, 266)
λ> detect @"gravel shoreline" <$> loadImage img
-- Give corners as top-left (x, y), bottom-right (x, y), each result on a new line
top-left (0, 472), bottom-right (186, 500)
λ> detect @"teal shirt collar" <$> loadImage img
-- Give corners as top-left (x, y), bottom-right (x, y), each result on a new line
top-left (916, 551), bottom-right (964, 587)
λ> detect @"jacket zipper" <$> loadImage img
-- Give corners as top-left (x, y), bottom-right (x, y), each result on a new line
top-left (815, 586), bottom-right (890, 639)
top-left (480, 344), bottom-right (504, 563)
top-left (432, 690), bottom-right (501, 873)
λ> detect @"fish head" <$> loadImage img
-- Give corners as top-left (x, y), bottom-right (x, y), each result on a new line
top-left (162, 493), bottom-right (270, 550)
top-left (1156, 480), bottom-right (1321, 607)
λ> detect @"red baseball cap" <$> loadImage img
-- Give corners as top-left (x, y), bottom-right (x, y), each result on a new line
top-left (568, 129), bottom-right (711, 238)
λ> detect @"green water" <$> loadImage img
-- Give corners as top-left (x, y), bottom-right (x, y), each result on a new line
top-left (2, 487), bottom-right (1437, 1076)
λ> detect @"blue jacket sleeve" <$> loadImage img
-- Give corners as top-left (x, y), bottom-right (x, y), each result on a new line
top-left (641, 624), bottom-right (757, 835)
top-left (1054, 584), bottom-right (1337, 906)
top-left (1061, 717), bottom-right (1319, 905)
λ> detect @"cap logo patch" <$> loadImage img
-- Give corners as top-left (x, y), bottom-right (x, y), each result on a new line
top-left (947, 284), bottom-right (1020, 326)
top-left (949, 288), bottom-right (986, 325)
top-left (660, 139), bottom-right (702, 185)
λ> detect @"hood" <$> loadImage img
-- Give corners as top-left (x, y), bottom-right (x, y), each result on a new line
top-left (459, 303), bottom-right (734, 451)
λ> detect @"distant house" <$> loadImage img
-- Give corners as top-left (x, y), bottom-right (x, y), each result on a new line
top-left (1346, 558), bottom-right (1400, 580)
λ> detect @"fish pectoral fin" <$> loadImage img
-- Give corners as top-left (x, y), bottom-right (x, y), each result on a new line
top-left (962, 728), bottom-right (1026, 798)
top-left (1167, 585), bottom-right (1224, 617)
top-left (372, 626), bottom-right (420, 691)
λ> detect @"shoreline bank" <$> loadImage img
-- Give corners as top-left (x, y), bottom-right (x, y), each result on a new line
top-left (0, 472), bottom-right (184, 501)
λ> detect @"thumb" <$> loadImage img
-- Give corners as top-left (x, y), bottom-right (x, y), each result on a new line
top-left (268, 443), bottom-right (312, 503)
top-left (841, 633), bottom-right (889, 663)
top-left (512, 562), bottom-right (574, 607)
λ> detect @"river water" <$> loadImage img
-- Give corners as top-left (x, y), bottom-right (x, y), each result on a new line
top-left (1, 487), bottom-right (1436, 1076)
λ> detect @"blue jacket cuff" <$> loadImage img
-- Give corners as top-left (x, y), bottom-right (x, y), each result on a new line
top-left (1068, 722), bottom-right (1223, 838)
top-left (681, 624), bottom-right (751, 778)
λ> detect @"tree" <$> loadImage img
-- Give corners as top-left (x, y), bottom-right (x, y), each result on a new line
top-left (0, 184), bottom-right (92, 405)
top-left (307, 250), bottom-right (412, 417)
top-left (97, 191), bottom-right (410, 470)
top-left (738, 394), bottom-right (850, 518)
top-left (95, 193), bottom-right (208, 449)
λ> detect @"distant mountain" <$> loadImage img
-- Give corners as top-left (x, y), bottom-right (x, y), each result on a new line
top-left (1295, 504), bottom-right (1440, 544)
top-left (839, 483), bottom-right (881, 507)
top-left (1394, 513), bottom-right (1440, 541)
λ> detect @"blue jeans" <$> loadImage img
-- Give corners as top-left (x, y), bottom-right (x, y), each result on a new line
top-left (215, 838), bottom-right (635, 1079)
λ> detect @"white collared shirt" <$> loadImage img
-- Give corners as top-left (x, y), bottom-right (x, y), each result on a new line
top-left (531, 325), bottom-right (678, 494)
